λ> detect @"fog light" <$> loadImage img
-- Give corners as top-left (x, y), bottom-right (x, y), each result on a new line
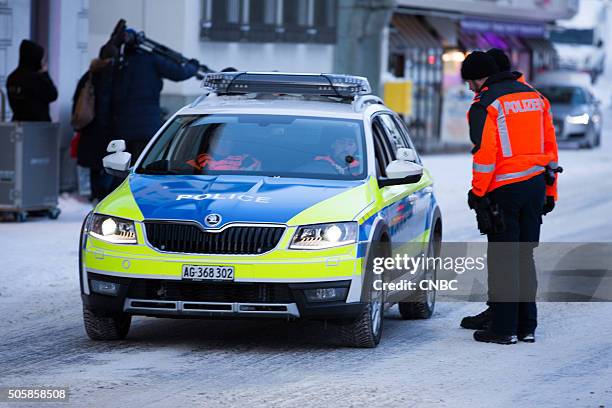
top-left (304, 287), bottom-right (348, 303)
top-left (90, 279), bottom-right (120, 296)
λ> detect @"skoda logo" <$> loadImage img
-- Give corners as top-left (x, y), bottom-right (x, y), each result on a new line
top-left (204, 213), bottom-right (222, 228)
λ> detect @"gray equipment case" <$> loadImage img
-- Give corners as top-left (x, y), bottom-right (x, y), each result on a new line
top-left (0, 122), bottom-right (61, 221)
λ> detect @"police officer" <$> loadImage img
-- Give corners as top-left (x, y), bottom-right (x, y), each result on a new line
top-left (314, 127), bottom-right (361, 175)
top-left (186, 135), bottom-right (262, 172)
top-left (460, 51), bottom-right (559, 344)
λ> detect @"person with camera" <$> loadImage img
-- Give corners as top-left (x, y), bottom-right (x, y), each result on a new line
top-left (6, 40), bottom-right (58, 122)
top-left (460, 51), bottom-right (559, 345)
top-left (108, 29), bottom-right (200, 160)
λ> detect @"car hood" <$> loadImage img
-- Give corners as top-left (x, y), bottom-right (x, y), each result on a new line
top-left (123, 174), bottom-right (372, 227)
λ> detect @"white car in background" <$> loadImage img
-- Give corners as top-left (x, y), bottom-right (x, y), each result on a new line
top-left (535, 72), bottom-right (602, 149)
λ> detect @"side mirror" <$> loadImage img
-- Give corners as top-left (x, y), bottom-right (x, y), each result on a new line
top-left (378, 160), bottom-right (423, 187)
top-left (103, 140), bottom-right (131, 177)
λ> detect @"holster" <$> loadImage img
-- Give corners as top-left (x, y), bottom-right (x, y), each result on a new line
top-left (544, 164), bottom-right (563, 186)
top-left (543, 167), bottom-right (556, 186)
top-left (471, 197), bottom-right (505, 235)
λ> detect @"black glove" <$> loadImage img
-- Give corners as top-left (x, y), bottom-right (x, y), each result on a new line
top-left (467, 190), bottom-right (483, 210)
top-left (188, 58), bottom-right (200, 68)
top-left (542, 196), bottom-right (555, 215)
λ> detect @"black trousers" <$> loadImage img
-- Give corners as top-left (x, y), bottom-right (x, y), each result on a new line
top-left (486, 174), bottom-right (546, 335)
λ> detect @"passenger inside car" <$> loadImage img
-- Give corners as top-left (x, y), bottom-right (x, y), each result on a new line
top-left (186, 131), bottom-right (262, 171)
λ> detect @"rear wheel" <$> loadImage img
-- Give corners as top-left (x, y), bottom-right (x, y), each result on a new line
top-left (399, 224), bottom-right (441, 319)
top-left (83, 309), bottom-right (131, 340)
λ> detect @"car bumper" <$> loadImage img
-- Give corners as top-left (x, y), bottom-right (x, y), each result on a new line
top-left (82, 272), bottom-right (367, 320)
top-left (555, 120), bottom-right (589, 141)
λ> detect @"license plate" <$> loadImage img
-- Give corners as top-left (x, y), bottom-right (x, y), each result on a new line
top-left (182, 265), bottom-right (234, 281)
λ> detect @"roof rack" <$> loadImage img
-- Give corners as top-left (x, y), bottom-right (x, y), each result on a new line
top-left (201, 72), bottom-right (372, 99)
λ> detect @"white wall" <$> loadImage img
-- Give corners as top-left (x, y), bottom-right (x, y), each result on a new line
top-left (88, 0), bottom-right (335, 98)
top-left (0, 0), bottom-right (31, 120)
top-left (47, 0), bottom-right (90, 190)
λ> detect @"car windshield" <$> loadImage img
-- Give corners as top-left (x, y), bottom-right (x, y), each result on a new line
top-left (137, 114), bottom-right (367, 180)
top-left (539, 86), bottom-right (585, 105)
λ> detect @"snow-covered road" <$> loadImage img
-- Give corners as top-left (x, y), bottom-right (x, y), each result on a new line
top-left (1, 114), bottom-right (611, 407)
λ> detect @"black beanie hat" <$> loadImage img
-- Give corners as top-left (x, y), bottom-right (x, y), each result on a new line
top-left (461, 51), bottom-right (500, 80)
top-left (486, 48), bottom-right (511, 72)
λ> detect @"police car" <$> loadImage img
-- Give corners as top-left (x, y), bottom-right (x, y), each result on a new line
top-left (79, 72), bottom-right (442, 347)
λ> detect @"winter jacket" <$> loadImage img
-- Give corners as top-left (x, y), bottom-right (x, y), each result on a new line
top-left (7, 40), bottom-right (58, 122)
top-left (72, 58), bottom-right (114, 169)
top-left (110, 48), bottom-right (198, 142)
top-left (468, 71), bottom-right (559, 199)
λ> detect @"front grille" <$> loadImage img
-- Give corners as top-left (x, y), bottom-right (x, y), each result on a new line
top-left (128, 280), bottom-right (295, 303)
top-left (144, 222), bottom-right (285, 254)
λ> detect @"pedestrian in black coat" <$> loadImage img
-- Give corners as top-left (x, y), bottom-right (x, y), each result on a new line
top-left (110, 47), bottom-right (199, 159)
top-left (7, 40), bottom-right (58, 121)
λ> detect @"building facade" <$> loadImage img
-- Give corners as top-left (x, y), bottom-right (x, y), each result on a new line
top-left (0, 0), bottom-right (579, 191)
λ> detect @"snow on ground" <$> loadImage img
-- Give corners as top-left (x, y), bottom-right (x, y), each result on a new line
top-left (1, 113), bottom-right (612, 407)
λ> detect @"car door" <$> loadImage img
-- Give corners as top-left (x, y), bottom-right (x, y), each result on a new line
top-left (372, 114), bottom-right (425, 250)
top-left (391, 114), bottom-right (433, 239)
top-left (376, 114), bottom-right (430, 245)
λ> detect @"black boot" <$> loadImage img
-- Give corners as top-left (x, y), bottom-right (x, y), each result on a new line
top-left (518, 332), bottom-right (535, 343)
top-left (474, 329), bottom-right (517, 345)
top-left (460, 307), bottom-right (492, 330)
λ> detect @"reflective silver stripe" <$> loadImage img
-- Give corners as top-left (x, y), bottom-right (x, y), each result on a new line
top-left (548, 161), bottom-right (558, 169)
top-left (540, 109), bottom-right (545, 153)
top-left (473, 162), bottom-right (495, 173)
top-left (495, 165), bottom-right (545, 182)
top-left (491, 99), bottom-right (513, 157)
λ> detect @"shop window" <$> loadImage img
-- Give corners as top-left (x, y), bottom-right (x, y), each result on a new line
top-left (201, 0), bottom-right (337, 43)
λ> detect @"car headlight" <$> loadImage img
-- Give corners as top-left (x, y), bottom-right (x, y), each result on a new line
top-left (290, 222), bottom-right (357, 249)
top-left (566, 113), bottom-right (589, 125)
top-left (89, 214), bottom-right (137, 244)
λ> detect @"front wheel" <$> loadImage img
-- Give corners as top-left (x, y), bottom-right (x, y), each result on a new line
top-left (338, 241), bottom-right (388, 348)
top-left (338, 287), bottom-right (384, 348)
top-left (83, 309), bottom-right (131, 340)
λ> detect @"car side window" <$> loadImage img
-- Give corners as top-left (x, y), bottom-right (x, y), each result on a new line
top-left (378, 114), bottom-right (408, 156)
top-left (392, 115), bottom-right (422, 165)
top-left (371, 119), bottom-right (392, 177)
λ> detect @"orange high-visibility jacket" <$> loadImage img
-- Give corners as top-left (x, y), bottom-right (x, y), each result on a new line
top-left (468, 71), bottom-right (559, 199)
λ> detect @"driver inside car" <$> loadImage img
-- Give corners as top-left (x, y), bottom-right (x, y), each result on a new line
top-left (314, 126), bottom-right (360, 175)
top-left (187, 133), bottom-right (262, 172)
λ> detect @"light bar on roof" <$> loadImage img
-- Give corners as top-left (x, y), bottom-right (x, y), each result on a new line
top-left (201, 72), bottom-right (372, 98)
